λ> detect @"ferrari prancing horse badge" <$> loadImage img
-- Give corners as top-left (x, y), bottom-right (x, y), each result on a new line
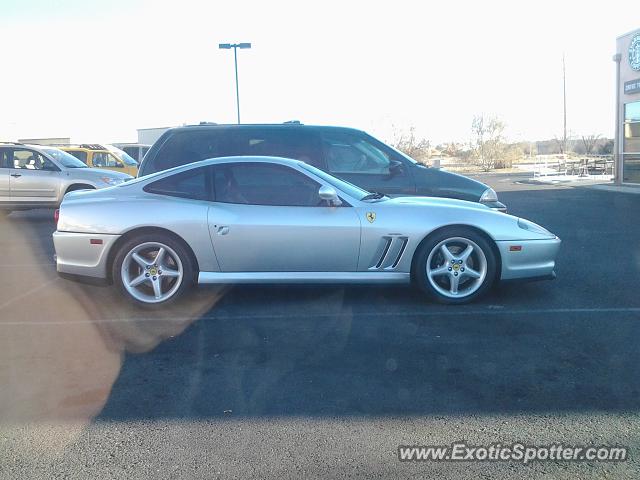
top-left (366, 212), bottom-right (376, 223)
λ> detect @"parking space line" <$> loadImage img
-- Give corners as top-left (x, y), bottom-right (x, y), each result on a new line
top-left (1, 306), bottom-right (640, 326)
top-left (0, 277), bottom-right (59, 312)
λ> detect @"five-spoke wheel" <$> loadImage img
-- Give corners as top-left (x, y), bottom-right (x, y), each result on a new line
top-left (113, 233), bottom-right (194, 306)
top-left (415, 228), bottom-right (496, 304)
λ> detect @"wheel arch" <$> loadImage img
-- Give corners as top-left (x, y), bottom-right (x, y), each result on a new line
top-left (410, 224), bottom-right (502, 282)
top-left (106, 226), bottom-right (200, 283)
top-left (65, 183), bottom-right (96, 195)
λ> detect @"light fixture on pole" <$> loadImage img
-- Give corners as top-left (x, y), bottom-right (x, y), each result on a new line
top-left (219, 42), bottom-right (251, 124)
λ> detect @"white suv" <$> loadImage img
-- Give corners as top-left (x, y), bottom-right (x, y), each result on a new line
top-left (0, 143), bottom-right (132, 214)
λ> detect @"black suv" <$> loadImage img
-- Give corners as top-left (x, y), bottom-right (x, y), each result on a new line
top-left (138, 124), bottom-right (506, 211)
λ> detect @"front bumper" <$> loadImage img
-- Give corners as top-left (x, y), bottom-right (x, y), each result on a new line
top-left (496, 236), bottom-right (561, 281)
top-left (53, 231), bottom-right (120, 279)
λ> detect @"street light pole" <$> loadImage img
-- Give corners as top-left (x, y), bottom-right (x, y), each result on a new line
top-left (219, 42), bottom-right (251, 124)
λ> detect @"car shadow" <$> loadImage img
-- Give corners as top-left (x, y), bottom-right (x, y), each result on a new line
top-left (2, 184), bottom-right (640, 423)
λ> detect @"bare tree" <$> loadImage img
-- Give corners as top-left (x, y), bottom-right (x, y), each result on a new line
top-left (552, 135), bottom-right (568, 155)
top-left (598, 139), bottom-right (614, 155)
top-left (581, 134), bottom-right (601, 156)
top-left (440, 141), bottom-right (464, 158)
top-left (390, 126), bottom-right (431, 163)
top-left (471, 115), bottom-right (507, 171)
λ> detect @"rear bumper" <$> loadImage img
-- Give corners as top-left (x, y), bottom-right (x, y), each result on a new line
top-left (53, 231), bottom-right (120, 279)
top-left (497, 236), bottom-right (561, 281)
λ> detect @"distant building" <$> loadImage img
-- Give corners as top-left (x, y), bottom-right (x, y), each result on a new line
top-left (137, 127), bottom-right (173, 145)
top-left (614, 28), bottom-right (640, 184)
top-left (18, 137), bottom-right (70, 146)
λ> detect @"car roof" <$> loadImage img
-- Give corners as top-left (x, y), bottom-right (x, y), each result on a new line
top-left (188, 155), bottom-right (303, 169)
top-left (58, 144), bottom-right (108, 151)
top-left (163, 123), bottom-right (367, 136)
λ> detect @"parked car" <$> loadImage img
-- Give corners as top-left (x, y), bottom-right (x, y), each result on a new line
top-left (112, 143), bottom-right (151, 163)
top-left (0, 143), bottom-right (132, 213)
top-left (54, 156), bottom-right (559, 306)
top-left (59, 144), bottom-right (138, 176)
top-left (138, 123), bottom-right (506, 211)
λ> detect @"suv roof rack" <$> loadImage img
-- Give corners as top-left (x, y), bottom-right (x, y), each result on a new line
top-left (52, 143), bottom-right (107, 150)
top-left (79, 144), bottom-right (107, 150)
top-left (283, 120), bottom-right (302, 124)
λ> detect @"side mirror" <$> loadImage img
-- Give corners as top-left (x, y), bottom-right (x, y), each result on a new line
top-left (388, 160), bottom-right (404, 176)
top-left (318, 185), bottom-right (342, 206)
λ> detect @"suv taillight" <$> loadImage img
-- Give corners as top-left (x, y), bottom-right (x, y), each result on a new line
top-left (54, 209), bottom-right (59, 225)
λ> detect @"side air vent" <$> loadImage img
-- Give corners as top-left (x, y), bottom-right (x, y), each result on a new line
top-left (391, 237), bottom-right (408, 268)
top-left (375, 237), bottom-right (393, 269)
top-left (369, 236), bottom-right (409, 270)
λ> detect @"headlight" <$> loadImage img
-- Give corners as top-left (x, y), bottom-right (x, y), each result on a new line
top-left (479, 187), bottom-right (498, 203)
top-left (100, 177), bottom-right (123, 186)
top-left (517, 218), bottom-right (552, 236)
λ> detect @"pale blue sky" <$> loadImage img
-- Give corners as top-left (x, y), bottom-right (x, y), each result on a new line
top-left (0, 0), bottom-right (637, 144)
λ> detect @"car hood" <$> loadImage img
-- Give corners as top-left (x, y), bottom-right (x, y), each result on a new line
top-left (64, 168), bottom-right (133, 181)
top-left (383, 195), bottom-right (492, 211)
top-left (411, 164), bottom-right (491, 202)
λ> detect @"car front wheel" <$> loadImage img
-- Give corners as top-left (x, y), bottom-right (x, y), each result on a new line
top-left (414, 228), bottom-right (497, 304)
top-left (113, 233), bottom-right (194, 306)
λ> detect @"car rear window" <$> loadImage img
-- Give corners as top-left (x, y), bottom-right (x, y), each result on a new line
top-left (143, 167), bottom-right (210, 200)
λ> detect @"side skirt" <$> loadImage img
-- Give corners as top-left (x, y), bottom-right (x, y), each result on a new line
top-left (198, 271), bottom-right (411, 284)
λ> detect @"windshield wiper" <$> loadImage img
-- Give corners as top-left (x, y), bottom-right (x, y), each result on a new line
top-left (361, 192), bottom-right (386, 201)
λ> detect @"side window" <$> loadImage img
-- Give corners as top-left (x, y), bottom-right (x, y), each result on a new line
top-left (151, 131), bottom-right (224, 174)
top-left (11, 149), bottom-right (52, 170)
top-left (92, 152), bottom-right (121, 168)
top-left (143, 167), bottom-right (209, 200)
top-left (92, 152), bottom-right (107, 167)
top-left (67, 150), bottom-right (87, 164)
top-left (322, 132), bottom-right (391, 174)
top-left (0, 148), bottom-right (9, 168)
top-left (225, 129), bottom-right (324, 168)
top-left (213, 163), bottom-right (320, 206)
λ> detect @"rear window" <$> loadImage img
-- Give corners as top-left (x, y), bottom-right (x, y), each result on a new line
top-left (143, 167), bottom-right (210, 200)
top-left (144, 128), bottom-right (323, 175)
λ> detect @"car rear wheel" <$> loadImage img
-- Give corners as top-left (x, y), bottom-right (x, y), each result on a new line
top-left (414, 228), bottom-right (497, 304)
top-left (113, 233), bottom-right (194, 306)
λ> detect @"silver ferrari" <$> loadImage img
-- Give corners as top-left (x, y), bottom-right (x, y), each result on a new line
top-left (53, 156), bottom-right (561, 306)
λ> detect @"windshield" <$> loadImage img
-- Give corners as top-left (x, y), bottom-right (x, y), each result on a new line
top-left (42, 147), bottom-right (88, 168)
top-left (298, 162), bottom-right (371, 200)
top-left (106, 145), bottom-right (138, 166)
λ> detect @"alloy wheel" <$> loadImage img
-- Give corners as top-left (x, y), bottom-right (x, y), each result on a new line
top-left (121, 242), bottom-right (184, 304)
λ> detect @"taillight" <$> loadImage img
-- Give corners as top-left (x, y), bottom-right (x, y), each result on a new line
top-left (54, 209), bottom-right (59, 225)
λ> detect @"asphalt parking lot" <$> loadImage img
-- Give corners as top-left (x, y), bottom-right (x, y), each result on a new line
top-left (2, 175), bottom-right (640, 479)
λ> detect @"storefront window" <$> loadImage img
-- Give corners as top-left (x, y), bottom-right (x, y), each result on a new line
top-left (623, 102), bottom-right (640, 183)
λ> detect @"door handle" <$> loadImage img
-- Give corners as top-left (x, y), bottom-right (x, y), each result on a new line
top-left (10, 173), bottom-right (21, 178)
top-left (216, 226), bottom-right (230, 235)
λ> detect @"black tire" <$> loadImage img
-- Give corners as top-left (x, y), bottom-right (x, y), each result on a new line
top-left (112, 232), bottom-right (195, 307)
top-left (414, 227), bottom-right (497, 305)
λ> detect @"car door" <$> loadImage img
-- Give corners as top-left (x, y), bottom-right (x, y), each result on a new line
top-left (0, 148), bottom-right (11, 203)
top-left (320, 130), bottom-right (416, 195)
top-left (208, 162), bottom-right (361, 272)
top-left (8, 148), bottom-right (61, 204)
